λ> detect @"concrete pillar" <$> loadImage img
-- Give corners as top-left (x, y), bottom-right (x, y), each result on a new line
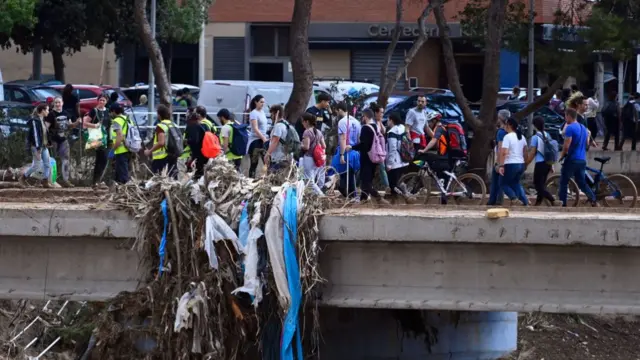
top-left (320, 309), bottom-right (517, 359)
top-left (499, 49), bottom-right (520, 89)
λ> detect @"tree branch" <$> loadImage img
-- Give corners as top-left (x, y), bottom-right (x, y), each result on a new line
top-left (378, 0), bottom-right (404, 108)
top-left (433, 0), bottom-right (479, 128)
top-left (284, 0), bottom-right (314, 123)
top-left (513, 75), bottom-right (568, 121)
top-left (133, 0), bottom-right (172, 105)
top-left (377, 0), bottom-right (437, 107)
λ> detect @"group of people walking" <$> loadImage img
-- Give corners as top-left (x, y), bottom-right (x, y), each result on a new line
top-left (489, 88), bottom-right (600, 207)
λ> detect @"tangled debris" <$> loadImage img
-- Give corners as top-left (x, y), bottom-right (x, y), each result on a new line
top-left (89, 157), bottom-right (325, 360)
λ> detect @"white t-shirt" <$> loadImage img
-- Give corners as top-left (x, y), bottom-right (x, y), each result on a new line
top-left (501, 132), bottom-right (528, 164)
top-left (248, 109), bottom-right (268, 150)
top-left (337, 115), bottom-right (361, 147)
top-left (270, 121), bottom-right (289, 162)
top-left (405, 108), bottom-right (428, 136)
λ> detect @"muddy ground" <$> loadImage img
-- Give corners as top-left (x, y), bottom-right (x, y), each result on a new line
top-left (502, 313), bottom-right (640, 360)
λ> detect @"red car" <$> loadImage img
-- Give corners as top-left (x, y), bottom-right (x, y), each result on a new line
top-left (50, 84), bottom-right (132, 116)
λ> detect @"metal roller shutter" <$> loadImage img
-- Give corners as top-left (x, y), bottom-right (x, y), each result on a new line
top-left (213, 37), bottom-right (245, 80)
top-left (350, 49), bottom-right (406, 90)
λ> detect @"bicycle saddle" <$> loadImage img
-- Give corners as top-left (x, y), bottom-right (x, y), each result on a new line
top-left (594, 156), bottom-right (611, 164)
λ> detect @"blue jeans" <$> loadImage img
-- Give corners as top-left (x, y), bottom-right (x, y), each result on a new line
top-left (114, 153), bottom-right (130, 184)
top-left (559, 159), bottom-right (595, 206)
top-left (500, 163), bottom-right (528, 205)
top-left (487, 167), bottom-right (504, 205)
top-left (25, 147), bottom-right (51, 180)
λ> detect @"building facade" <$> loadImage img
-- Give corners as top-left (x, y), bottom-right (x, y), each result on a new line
top-left (0, 0), bottom-right (578, 100)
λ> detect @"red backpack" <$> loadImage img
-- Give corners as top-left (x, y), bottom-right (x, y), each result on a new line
top-left (202, 132), bottom-right (222, 158)
top-left (311, 129), bottom-right (326, 167)
top-left (437, 123), bottom-right (466, 157)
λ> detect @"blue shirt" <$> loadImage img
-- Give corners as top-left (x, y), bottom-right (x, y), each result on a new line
top-left (565, 122), bottom-right (587, 161)
top-left (531, 131), bottom-right (550, 163)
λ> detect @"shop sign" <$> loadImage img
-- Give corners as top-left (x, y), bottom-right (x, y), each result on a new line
top-left (367, 24), bottom-right (439, 38)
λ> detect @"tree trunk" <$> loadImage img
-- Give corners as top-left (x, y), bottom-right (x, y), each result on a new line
top-left (51, 47), bottom-right (65, 83)
top-left (133, 0), bottom-right (172, 106)
top-left (377, 0), bottom-right (438, 108)
top-left (284, 0), bottom-right (314, 124)
top-left (434, 0), bottom-right (508, 176)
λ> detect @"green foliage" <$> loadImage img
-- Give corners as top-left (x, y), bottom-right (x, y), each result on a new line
top-left (584, 2), bottom-right (640, 61)
top-left (158, 0), bottom-right (214, 44)
top-left (0, 0), bottom-right (37, 35)
top-left (458, 0), bottom-right (639, 79)
top-left (459, 0), bottom-right (529, 53)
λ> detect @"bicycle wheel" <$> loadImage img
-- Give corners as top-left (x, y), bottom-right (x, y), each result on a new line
top-left (398, 172), bottom-right (431, 204)
top-left (601, 174), bottom-right (637, 208)
top-left (450, 173), bottom-right (487, 205)
top-left (545, 174), bottom-right (580, 207)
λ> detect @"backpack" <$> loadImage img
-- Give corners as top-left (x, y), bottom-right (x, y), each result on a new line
top-left (278, 120), bottom-right (301, 155)
top-left (437, 123), bottom-right (466, 157)
top-left (364, 124), bottom-right (386, 164)
top-left (121, 116), bottom-right (142, 153)
top-left (164, 121), bottom-right (184, 157)
top-left (622, 101), bottom-right (637, 123)
top-left (229, 123), bottom-right (249, 156)
top-left (536, 131), bottom-right (559, 165)
top-left (310, 129), bottom-right (326, 167)
top-left (389, 131), bottom-right (415, 163)
top-left (202, 131), bottom-right (222, 158)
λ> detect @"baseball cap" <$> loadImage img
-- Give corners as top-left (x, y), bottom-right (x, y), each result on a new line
top-left (109, 103), bottom-right (123, 112)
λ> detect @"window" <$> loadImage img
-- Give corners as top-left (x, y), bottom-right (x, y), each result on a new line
top-left (32, 88), bottom-right (61, 101)
top-left (78, 89), bottom-right (98, 100)
top-left (10, 89), bottom-right (29, 103)
top-left (276, 26), bottom-right (290, 57)
top-left (251, 26), bottom-right (276, 57)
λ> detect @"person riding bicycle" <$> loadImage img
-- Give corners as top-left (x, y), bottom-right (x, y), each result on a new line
top-left (417, 115), bottom-right (467, 202)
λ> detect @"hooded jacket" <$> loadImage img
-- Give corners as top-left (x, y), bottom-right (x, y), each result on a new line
top-left (385, 124), bottom-right (409, 170)
top-left (27, 116), bottom-right (47, 150)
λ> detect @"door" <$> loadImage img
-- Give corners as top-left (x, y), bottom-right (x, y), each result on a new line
top-left (351, 49), bottom-right (406, 90)
top-left (283, 62), bottom-right (293, 82)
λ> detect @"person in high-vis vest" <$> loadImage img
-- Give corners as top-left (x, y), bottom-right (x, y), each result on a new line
top-left (217, 108), bottom-right (243, 170)
top-left (181, 106), bottom-right (216, 160)
top-left (109, 103), bottom-right (131, 184)
top-left (144, 104), bottom-right (178, 178)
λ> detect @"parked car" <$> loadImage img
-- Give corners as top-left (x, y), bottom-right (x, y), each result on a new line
top-left (363, 91), bottom-right (473, 139)
top-left (50, 84), bottom-right (132, 116)
top-left (410, 87), bottom-right (454, 96)
top-left (0, 101), bottom-right (34, 136)
top-left (123, 83), bottom-right (200, 106)
top-left (3, 83), bottom-right (61, 106)
top-left (496, 101), bottom-right (565, 141)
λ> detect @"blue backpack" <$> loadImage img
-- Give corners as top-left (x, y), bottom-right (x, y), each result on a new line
top-left (536, 131), bottom-right (559, 165)
top-left (229, 123), bottom-right (249, 156)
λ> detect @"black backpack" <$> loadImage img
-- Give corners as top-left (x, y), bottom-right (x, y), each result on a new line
top-left (164, 122), bottom-right (184, 157)
top-left (622, 101), bottom-right (637, 123)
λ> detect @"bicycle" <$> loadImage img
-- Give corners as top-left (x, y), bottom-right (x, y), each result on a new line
top-left (545, 156), bottom-right (638, 207)
top-left (397, 158), bottom-right (487, 205)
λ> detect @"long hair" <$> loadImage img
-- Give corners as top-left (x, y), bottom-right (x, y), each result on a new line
top-left (32, 103), bottom-right (48, 117)
top-left (506, 117), bottom-right (523, 140)
top-left (250, 95), bottom-right (264, 111)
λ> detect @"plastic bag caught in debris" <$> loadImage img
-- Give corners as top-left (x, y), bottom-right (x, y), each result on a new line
top-left (264, 186), bottom-right (291, 307)
top-left (232, 202), bottom-right (263, 306)
top-left (203, 201), bottom-right (242, 269)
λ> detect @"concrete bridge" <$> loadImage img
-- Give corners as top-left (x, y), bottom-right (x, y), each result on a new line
top-left (2, 202), bottom-right (640, 315)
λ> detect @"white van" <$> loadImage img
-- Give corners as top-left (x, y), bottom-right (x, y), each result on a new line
top-left (198, 80), bottom-right (316, 123)
top-left (313, 80), bottom-right (379, 102)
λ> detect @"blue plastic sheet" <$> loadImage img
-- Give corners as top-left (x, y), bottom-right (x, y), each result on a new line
top-left (159, 199), bottom-right (168, 276)
top-left (238, 201), bottom-right (249, 249)
top-left (280, 187), bottom-right (303, 360)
